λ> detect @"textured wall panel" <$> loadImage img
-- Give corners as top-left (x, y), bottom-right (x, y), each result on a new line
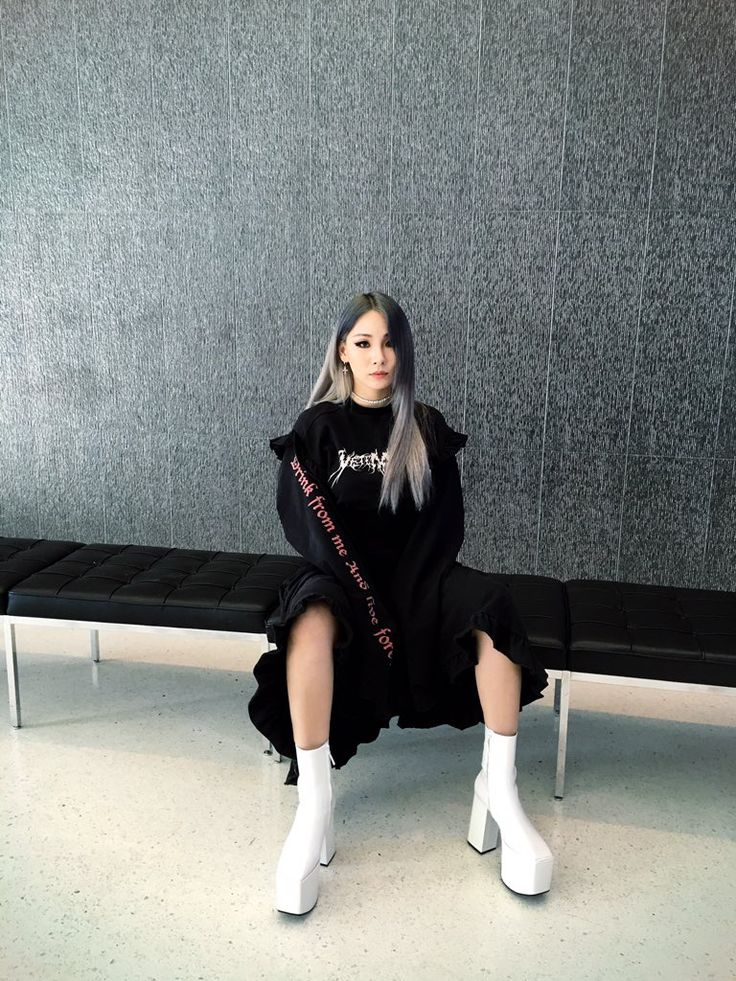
top-left (230, 0), bottom-right (308, 216)
top-left (717, 272), bottom-right (736, 456)
top-left (389, 212), bottom-right (473, 413)
top-left (705, 458), bottom-right (736, 590)
top-left (539, 446), bottom-right (626, 580)
top-left (630, 213), bottom-right (736, 458)
top-left (235, 209), bottom-right (310, 438)
top-left (650, 0), bottom-right (736, 213)
top-left (311, 2), bottom-right (392, 217)
top-left (152, 0), bottom-right (230, 211)
top-left (560, 0), bottom-right (664, 212)
top-left (162, 211), bottom-right (239, 549)
top-left (619, 456), bottom-right (711, 586)
top-left (539, 213), bottom-right (647, 577)
top-left (475, 0), bottom-right (570, 212)
top-left (0, 0), bottom-right (733, 591)
top-left (76, 0), bottom-right (156, 214)
top-left (86, 212), bottom-right (170, 545)
top-left (391, 0), bottom-right (478, 216)
top-left (16, 211), bottom-right (105, 540)
top-left (3, 0), bottom-right (82, 212)
top-left (0, 210), bottom-right (37, 534)
top-left (463, 214), bottom-right (558, 574)
top-left (241, 436), bottom-right (284, 554)
top-left (0, 43), bottom-right (11, 211)
top-left (546, 213), bottom-right (646, 459)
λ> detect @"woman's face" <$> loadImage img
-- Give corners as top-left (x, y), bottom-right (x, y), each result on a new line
top-left (339, 310), bottom-right (396, 401)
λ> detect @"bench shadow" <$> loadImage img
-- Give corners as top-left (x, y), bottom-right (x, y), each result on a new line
top-left (3, 652), bottom-right (260, 764)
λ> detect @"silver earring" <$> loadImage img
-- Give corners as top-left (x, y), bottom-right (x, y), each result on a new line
top-left (342, 362), bottom-right (349, 374)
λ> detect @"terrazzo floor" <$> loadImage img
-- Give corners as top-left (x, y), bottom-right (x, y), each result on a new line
top-left (1, 624), bottom-right (734, 981)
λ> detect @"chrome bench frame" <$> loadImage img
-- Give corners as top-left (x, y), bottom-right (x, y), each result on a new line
top-left (2, 613), bottom-right (283, 762)
top-left (551, 669), bottom-right (736, 797)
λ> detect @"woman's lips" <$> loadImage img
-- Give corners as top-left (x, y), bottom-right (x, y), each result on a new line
top-left (371, 372), bottom-right (387, 377)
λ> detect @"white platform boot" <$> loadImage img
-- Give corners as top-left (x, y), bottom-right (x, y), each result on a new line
top-left (275, 739), bottom-right (336, 915)
top-left (467, 725), bottom-right (553, 895)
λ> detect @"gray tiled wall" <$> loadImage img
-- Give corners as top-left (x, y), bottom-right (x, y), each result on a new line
top-left (0, 0), bottom-right (734, 589)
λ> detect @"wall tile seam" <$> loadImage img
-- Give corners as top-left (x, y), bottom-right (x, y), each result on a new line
top-left (534, 0), bottom-right (575, 578)
top-left (459, 0), bottom-right (485, 493)
top-left (10, 207), bottom-right (41, 536)
top-left (147, 0), bottom-right (159, 214)
top-left (627, 454), bottom-right (735, 461)
top-left (71, 0), bottom-right (86, 202)
top-left (74, 0), bottom-right (108, 544)
top-left (12, 206), bottom-right (735, 221)
top-left (387, 0), bottom-right (396, 295)
top-left (5, 207), bottom-right (733, 223)
top-left (615, 0), bottom-right (669, 582)
top-left (157, 222), bottom-right (174, 549)
top-left (225, 0), bottom-right (241, 551)
top-left (144, 5), bottom-right (171, 544)
top-left (308, 0), bottom-right (313, 400)
top-left (0, 3), bottom-right (16, 215)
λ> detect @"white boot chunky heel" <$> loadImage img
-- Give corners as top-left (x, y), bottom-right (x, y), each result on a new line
top-left (467, 726), bottom-right (553, 896)
top-left (467, 786), bottom-right (499, 854)
top-left (276, 740), bottom-right (336, 915)
top-left (320, 802), bottom-right (336, 866)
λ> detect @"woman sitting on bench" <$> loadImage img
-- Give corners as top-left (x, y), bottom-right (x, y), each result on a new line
top-left (248, 290), bottom-right (553, 915)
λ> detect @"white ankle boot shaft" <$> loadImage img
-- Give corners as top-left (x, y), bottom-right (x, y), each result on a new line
top-left (468, 726), bottom-right (553, 896)
top-left (275, 740), bottom-right (336, 915)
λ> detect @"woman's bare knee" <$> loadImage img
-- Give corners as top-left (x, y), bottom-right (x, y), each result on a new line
top-left (288, 600), bottom-right (339, 653)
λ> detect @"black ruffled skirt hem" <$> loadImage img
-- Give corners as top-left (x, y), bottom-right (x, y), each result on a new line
top-left (247, 562), bottom-right (549, 785)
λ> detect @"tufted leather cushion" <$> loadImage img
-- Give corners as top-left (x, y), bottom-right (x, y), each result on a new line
top-left (503, 574), bottom-right (568, 670)
top-left (6, 543), bottom-right (308, 634)
top-left (566, 579), bottom-right (736, 687)
top-left (0, 537), bottom-right (83, 613)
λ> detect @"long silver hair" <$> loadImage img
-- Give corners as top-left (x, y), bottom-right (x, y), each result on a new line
top-left (306, 291), bottom-right (432, 512)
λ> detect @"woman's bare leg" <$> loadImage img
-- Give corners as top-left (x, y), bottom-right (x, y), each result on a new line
top-left (277, 601), bottom-right (338, 915)
top-left (472, 628), bottom-right (522, 735)
top-left (286, 601), bottom-right (337, 750)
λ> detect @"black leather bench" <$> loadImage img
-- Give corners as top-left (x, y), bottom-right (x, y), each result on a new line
top-left (557, 579), bottom-right (736, 795)
top-left (2, 537), bottom-right (734, 798)
top-left (0, 538), bottom-right (84, 606)
top-left (1, 540), bottom-right (304, 745)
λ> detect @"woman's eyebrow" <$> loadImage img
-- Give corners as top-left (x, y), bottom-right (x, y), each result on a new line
top-left (352, 333), bottom-right (390, 338)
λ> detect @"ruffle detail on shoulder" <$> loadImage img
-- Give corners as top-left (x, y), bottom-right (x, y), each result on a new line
top-left (424, 408), bottom-right (468, 465)
top-left (439, 425), bottom-right (468, 458)
top-left (268, 430), bottom-right (296, 460)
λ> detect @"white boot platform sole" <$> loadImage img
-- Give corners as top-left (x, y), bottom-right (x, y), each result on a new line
top-left (467, 789), bottom-right (553, 896)
top-left (275, 811), bottom-right (336, 915)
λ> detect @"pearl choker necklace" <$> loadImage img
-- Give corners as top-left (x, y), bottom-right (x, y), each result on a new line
top-left (350, 391), bottom-right (393, 406)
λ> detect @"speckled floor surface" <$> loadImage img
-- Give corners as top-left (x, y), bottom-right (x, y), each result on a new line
top-left (1, 624), bottom-right (734, 981)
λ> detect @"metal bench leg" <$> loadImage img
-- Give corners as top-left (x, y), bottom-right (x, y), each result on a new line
top-left (554, 670), bottom-right (570, 799)
top-left (262, 735), bottom-right (283, 762)
top-left (89, 629), bottom-right (100, 662)
top-left (4, 618), bottom-right (21, 728)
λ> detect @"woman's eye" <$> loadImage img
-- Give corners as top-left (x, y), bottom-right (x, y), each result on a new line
top-left (356, 341), bottom-right (392, 348)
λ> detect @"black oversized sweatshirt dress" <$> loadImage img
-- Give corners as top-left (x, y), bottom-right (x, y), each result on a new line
top-left (248, 397), bottom-right (549, 782)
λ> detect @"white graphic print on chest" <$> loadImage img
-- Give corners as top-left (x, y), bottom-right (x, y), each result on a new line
top-left (328, 447), bottom-right (388, 488)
